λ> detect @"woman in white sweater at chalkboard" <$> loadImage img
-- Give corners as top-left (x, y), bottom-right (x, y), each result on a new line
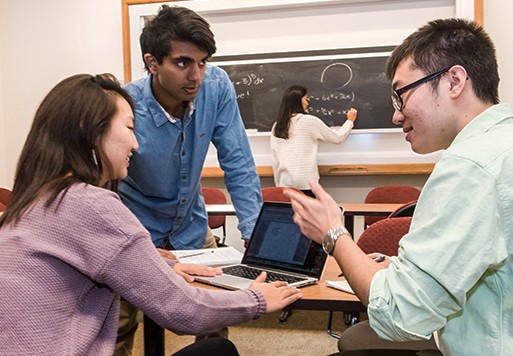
top-left (271, 85), bottom-right (357, 197)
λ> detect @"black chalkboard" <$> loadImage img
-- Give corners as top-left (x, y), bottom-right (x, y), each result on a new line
top-left (213, 46), bottom-right (397, 131)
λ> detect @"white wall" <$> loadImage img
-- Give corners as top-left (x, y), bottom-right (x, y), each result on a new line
top-left (484, 0), bottom-right (513, 105)
top-left (0, 53), bottom-right (5, 185)
top-left (0, 0), bottom-right (124, 188)
top-left (0, 0), bottom-right (510, 243)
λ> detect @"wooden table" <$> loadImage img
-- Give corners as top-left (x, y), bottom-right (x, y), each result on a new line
top-left (278, 256), bottom-right (366, 337)
top-left (143, 204), bottom-right (400, 354)
top-left (286, 256), bottom-right (363, 311)
top-left (187, 257), bottom-right (360, 309)
top-left (207, 203), bottom-right (402, 236)
top-left (143, 257), bottom-right (364, 355)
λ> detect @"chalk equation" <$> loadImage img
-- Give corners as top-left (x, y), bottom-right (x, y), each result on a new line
top-left (216, 50), bottom-right (396, 131)
top-left (311, 107), bottom-right (354, 117)
top-left (309, 92), bottom-right (355, 103)
top-left (236, 88), bottom-right (355, 105)
top-left (230, 63), bottom-right (356, 114)
top-left (232, 73), bottom-right (265, 87)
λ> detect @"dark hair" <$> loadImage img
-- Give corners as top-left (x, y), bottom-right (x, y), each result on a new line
top-left (386, 18), bottom-right (499, 105)
top-left (0, 73), bottom-right (134, 228)
top-left (140, 5), bottom-right (217, 72)
top-left (273, 85), bottom-right (307, 139)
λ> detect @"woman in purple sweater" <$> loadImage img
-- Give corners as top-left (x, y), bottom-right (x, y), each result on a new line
top-left (0, 74), bottom-right (302, 356)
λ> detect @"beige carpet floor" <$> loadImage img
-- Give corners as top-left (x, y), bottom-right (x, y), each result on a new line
top-left (132, 310), bottom-right (354, 355)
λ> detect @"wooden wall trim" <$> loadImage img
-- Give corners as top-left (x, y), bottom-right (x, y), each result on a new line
top-left (474, 0), bottom-right (484, 26)
top-left (202, 163), bottom-right (435, 178)
top-left (122, 0), bottom-right (183, 83)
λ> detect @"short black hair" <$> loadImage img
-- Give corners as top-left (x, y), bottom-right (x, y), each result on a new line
top-left (386, 18), bottom-right (499, 104)
top-left (140, 5), bottom-right (217, 71)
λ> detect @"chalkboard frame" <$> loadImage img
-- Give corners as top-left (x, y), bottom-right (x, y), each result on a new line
top-left (210, 46), bottom-right (397, 132)
top-left (122, 0), bottom-right (483, 83)
top-left (121, 0), bottom-right (483, 172)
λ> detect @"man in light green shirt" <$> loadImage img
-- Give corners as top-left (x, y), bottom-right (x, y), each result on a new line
top-left (285, 18), bottom-right (513, 355)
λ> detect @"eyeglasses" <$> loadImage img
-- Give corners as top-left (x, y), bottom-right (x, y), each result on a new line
top-left (391, 67), bottom-right (451, 111)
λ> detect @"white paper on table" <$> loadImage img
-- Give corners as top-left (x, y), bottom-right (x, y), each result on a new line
top-left (173, 246), bottom-right (243, 267)
top-left (325, 280), bottom-right (355, 294)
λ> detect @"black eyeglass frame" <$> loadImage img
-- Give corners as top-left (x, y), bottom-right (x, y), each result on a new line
top-left (391, 66), bottom-right (452, 111)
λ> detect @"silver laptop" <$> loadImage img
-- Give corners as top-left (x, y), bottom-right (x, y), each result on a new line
top-left (195, 202), bottom-right (328, 290)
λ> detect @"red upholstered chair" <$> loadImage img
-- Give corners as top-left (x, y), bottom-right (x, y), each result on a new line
top-left (0, 187), bottom-right (11, 206)
top-left (364, 185), bottom-right (420, 227)
top-left (261, 186), bottom-right (304, 202)
top-left (261, 187), bottom-right (291, 202)
top-left (356, 216), bottom-right (412, 257)
top-left (201, 187), bottom-right (227, 245)
top-left (0, 187), bottom-right (12, 212)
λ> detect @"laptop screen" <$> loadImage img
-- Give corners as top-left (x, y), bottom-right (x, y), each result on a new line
top-left (243, 202), bottom-right (327, 278)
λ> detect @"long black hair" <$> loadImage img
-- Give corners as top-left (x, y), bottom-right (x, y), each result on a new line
top-left (0, 73), bottom-right (134, 228)
top-left (273, 85), bottom-right (307, 139)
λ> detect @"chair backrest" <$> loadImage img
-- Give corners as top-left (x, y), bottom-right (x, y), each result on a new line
top-left (261, 187), bottom-right (291, 202)
top-left (0, 187), bottom-right (12, 212)
top-left (388, 200), bottom-right (417, 219)
top-left (364, 185), bottom-right (420, 226)
top-left (357, 216), bottom-right (412, 257)
top-left (201, 187), bottom-right (227, 230)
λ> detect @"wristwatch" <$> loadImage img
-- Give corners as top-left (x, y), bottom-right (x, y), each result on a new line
top-left (322, 226), bottom-right (349, 255)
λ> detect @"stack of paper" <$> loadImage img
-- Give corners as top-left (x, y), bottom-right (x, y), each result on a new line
top-left (172, 246), bottom-right (243, 267)
top-left (325, 280), bottom-right (354, 294)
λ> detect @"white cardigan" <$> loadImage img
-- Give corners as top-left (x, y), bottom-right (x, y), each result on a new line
top-left (270, 113), bottom-right (353, 189)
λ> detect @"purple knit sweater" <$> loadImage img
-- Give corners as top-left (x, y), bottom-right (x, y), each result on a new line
top-left (0, 184), bottom-right (265, 355)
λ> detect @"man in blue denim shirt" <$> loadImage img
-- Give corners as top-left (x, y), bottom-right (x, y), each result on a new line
top-left (118, 6), bottom-right (262, 250)
top-left (115, 5), bottom-right (262, 354)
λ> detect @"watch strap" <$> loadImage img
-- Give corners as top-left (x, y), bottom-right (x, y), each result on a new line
top-left (328, 226), bottom-right (348, 240)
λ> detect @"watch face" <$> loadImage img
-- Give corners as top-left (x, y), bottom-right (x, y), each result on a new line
top-left (323, 234), bottom-right (333, 254)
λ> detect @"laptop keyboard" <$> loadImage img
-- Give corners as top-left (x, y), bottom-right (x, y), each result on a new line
top-left (222, 265), bottom-right (306, 284)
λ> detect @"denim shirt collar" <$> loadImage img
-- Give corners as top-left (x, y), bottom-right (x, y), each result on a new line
top-left (142, 75), bottom-right (196, 127)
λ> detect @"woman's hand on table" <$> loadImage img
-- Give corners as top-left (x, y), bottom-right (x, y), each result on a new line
top-left (173, 263), bottom-right (222, 283)
top-left (249, 272), bottom-right (303, 313)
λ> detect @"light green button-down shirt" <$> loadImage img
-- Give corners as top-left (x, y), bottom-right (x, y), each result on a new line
top-left (368, 104), bottom-right (513, 355)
